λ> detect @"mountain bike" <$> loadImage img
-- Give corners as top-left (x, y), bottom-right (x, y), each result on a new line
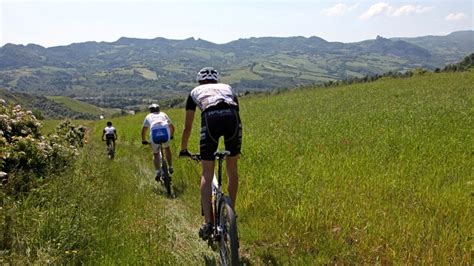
top-left (143, 141), bottom-right (174, 198)
top-left (184, 150), bottom-right (239, 266)
top-left (103, 138), bottom-right (115, 159)
top-left (159, 144), bottom-right (173, 197)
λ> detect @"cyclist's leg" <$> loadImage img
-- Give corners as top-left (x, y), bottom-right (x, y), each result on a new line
top-left (226, 155), bottom-right (239, 208)
top-left (201, 160), bottom-right (215, 224)
top-left (163, 141), bottom-right (172, 168)
top-left (153, 152), bottom-right (161, 170)
top-left (223, 109), bottom-right (242, 208)
top-left (200, 112), bottom-right (219, 224)
top-left (151, 142), bottom-right (161, 173)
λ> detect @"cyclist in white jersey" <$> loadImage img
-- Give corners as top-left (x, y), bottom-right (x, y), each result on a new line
top-left (141, 103), bottom-right (175, 181)
top-left (101, 121), bottom-right (117, 149)
top-left (179, 67), bottom-right (242, 240)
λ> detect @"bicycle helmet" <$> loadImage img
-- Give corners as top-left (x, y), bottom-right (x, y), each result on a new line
top-left (148, 103), bottom-right (160, 113)
top-left (196, 67), bottom-right (219, 82)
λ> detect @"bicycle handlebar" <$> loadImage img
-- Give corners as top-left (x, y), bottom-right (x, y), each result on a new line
top-left (180, 151), bottom-right (201, 161)
top-left (180, 150), bottom-right (230, 161)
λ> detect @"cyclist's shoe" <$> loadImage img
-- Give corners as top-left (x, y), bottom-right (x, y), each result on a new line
top-left (155, 171), bottom-right (162, 183)
top-left (198, 222), bottom-right (213, 241)
top-left (169, 166), bottom-right (174, 175)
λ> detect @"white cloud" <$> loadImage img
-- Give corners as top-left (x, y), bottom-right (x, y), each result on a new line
top-left (359, 2), bottom-right (392, 20)
top-left (321, 3), bottom-right (359, 17)
top-left (392, 5), bottom-right (432, 16)
top-left (359, 2), bottom-right (434, 20)
top-left (445, 13), bottom-right (467, 21)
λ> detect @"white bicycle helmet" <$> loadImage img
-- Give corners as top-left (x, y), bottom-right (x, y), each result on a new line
top-left (196, 67), bottom-right (219, 82)
top-left (148, 103), bottom-right (160, 113)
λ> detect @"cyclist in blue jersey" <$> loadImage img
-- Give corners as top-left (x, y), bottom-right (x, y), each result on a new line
top-left (142, 103), bottom-right (175, 182)
top-left (180, 67), bottom-right (242, 240)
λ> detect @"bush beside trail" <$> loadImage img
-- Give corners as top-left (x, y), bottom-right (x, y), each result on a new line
top-left (1, 100), bottom-right (90, 263)
top-left (0, 100), bottom-right (86, 196)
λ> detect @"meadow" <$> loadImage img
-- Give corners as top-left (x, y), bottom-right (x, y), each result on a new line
top-left (1, 70), bottom-right (472, 264)
top-left (47, 96), bottom-right (121, 117)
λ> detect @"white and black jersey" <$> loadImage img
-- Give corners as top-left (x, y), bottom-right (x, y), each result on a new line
top-left (103, 126), bottom-right (116, 138)
top-left (186, 83), bottom-right (239, 113)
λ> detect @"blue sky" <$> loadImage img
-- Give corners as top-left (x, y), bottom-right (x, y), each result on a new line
top-left (1, 0), bottom-right (472, 47)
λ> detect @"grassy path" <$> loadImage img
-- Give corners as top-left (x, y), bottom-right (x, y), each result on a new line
top-left (86, 127), bottom-right (219, 264)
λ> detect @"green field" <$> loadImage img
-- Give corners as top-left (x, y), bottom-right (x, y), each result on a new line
top-left (1, 70), bottom-right (472, 264)
top-left (47, 96), bottom-right (121, 118)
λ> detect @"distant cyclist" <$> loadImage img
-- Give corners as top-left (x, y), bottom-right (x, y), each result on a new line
top-left (101, 121), bottom-right (117, 149)
top-left (179, 67), bottom-right (242, 240)
top-left (142, 103), bottom-right (175, 182)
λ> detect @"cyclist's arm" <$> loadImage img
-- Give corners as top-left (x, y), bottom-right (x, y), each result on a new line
top-left (165, 113), bottom-right (175, 137)
top-left (232, 87), bottom-right (240, 111)
top-left (114, 130), bottom-right (118, 140)
top-left (181, 94), bottom-right (196, 150)
top-left (101, 129), bottom-right (105, 141)
top-left (181, 110), bottom-right (195, 150)
top-left (169, 123), bottom-right (175, 137)
top-left (141, 126), bottom-right (148, 142)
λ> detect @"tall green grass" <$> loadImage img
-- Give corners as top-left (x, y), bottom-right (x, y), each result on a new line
top-left (119, 70), bottom-right (472, 264)
top-left (233, 71), bottom-right (472, 264)
top-left (2, 70), bottom-right (471, 264)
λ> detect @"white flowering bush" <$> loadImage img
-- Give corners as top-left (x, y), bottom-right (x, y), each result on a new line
top-left (0, 99), bottom-right (87, 196)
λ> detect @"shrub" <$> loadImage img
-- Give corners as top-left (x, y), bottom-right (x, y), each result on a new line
top-left (0, 99), bottom-right (86, 196)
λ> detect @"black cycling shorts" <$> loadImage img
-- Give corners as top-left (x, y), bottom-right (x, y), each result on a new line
top-left (200, 105), bottom-right (242, 161)
top-left (105, 134), bottom-right (115, 146)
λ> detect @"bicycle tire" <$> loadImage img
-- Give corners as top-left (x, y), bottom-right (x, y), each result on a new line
top-left (161, 159), bottom-right (172, 196)
top-left (107, 144), bottom-right (114, 159)
top-left (218, 196), bottom-right (239, 266)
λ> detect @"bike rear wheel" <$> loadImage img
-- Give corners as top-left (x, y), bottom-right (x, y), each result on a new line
top-left (161, 160), bottom-right (172, 196)
top-left (107, 144), bottom-right (115, 159)
top-left (218, 196), bottom-right (239, 266)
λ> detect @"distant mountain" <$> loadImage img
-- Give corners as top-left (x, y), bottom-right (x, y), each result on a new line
top-left (0, 31), bottom-right (472, 109)
top-left (395, 31), bottom-right (474, 62)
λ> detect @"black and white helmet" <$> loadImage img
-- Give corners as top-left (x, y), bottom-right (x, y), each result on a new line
top-left (196, 67), bottom-right (219, 82)
top-left (148, 103), bottom-right (160, 113)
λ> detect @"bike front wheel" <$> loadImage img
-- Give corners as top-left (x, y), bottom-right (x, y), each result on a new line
top-left (218, 196), bottom-right (239, 266)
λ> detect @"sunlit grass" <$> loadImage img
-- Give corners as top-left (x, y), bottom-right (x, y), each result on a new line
top-left (235, 71), bottom-right (473, 264)
top-left (3, 70), bottom-right (472, 264)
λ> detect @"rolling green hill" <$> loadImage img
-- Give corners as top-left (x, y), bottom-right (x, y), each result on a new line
top-left (47, 96), bottom-right (121, 118)
top-left (0, 88), bottom-right (98, 119)
top-left (1, 70), bottom-right (472, 264)
top-left (0, 31), bottom-right (472, 110)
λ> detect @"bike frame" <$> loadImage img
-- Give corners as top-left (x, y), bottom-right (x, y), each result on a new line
top-left (187, 151), bottom-right (239, 265)
top-left (212, 152), bottom-right (227, 227)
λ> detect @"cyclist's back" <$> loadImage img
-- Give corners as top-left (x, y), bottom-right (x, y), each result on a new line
top-left (102, 121), bottom-right (117, 147)
top-left (143, 111), bottom-right (172, 144)
top-left (141, 104), bottom-right (175, 182)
